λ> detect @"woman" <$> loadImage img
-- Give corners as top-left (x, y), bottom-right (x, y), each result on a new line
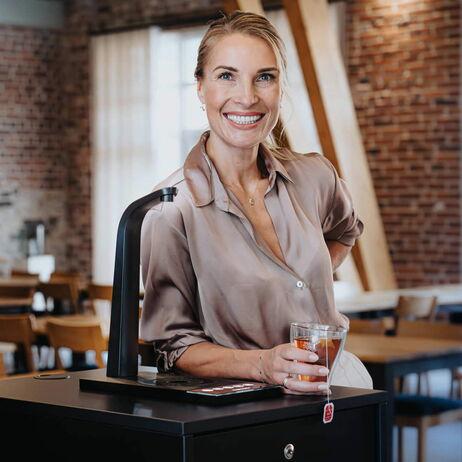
top-left (140, 11), bottom-right (372, 394)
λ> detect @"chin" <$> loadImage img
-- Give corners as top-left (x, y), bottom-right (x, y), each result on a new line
top-left (223, 129), bottom-right (268, 148)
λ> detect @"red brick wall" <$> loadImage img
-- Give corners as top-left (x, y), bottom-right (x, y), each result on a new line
top-left (0, 26), bottom-right (65, 189)
top-left (346, 0), bottom-right (461, 286)
top-left (0, 25), bottom-right (69, 269)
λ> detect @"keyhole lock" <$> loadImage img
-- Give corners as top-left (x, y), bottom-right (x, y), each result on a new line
top-left (284, 443), bottom-right (295, 460)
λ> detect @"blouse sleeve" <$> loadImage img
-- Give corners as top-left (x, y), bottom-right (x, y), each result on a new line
top-left (140, 202), bottom-right (211, 372)
top-left (319, 156), bottom-right (364, 246)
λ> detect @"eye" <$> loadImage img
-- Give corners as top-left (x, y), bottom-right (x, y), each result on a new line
top-left (218, 71), bottom-right (233, 81)
top-left (257, 73), bottom-right (275, 82)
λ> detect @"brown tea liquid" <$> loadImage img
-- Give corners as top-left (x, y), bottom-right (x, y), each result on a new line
top-left (294, 337), bottom-right (342, 382)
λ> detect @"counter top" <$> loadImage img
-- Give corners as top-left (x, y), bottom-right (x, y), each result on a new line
top-left (0, 368), bottom-right (387, 436)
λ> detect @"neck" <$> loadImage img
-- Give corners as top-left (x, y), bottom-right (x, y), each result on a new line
top-left (205, 131), bottom-right (262, 189)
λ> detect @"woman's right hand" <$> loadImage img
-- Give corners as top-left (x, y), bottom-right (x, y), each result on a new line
top-left (259, 343), bottom-right (330, 395)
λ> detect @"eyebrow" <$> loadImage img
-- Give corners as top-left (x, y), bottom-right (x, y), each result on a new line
top-left (212, 65), bottom-right (279, 73)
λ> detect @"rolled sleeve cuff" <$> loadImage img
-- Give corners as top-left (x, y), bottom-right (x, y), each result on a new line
top-left (154, 336), bottom-right (210, 372)
top-left (325, 217), bottom-right (364, 247)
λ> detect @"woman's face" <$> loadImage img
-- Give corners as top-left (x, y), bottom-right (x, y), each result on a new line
top-left (197, 33), bottom-right (282, 150)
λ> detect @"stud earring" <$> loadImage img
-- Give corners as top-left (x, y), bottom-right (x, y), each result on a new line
top-left (201, 104), bottom-right (206, 111)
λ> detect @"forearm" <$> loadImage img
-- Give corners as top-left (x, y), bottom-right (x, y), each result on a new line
top-left (326, 240), bottom-right (352, 272)
top-left (175, 341), bottom-right (263, 381)
top-left (175, 341), bottom-right (331, 394)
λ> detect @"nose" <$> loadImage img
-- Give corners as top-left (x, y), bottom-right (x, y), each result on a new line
top-left (233, 79), bottom-right (259, 107)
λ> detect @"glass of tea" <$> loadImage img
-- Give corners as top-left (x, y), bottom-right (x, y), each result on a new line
top-left (290, 322), bottom-right (347, 384)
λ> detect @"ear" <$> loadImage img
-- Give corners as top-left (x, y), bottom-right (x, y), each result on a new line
top-left (197, 79), bottom-right (205, 105)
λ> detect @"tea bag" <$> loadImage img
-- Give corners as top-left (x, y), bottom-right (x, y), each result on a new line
top-left (323, 335), bottom-right (334, 424)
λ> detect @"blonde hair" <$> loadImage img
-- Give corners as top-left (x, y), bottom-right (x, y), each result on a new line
top-left (194, 10), bottom-right (294, 161)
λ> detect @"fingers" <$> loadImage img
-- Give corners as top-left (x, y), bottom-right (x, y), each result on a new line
top-left (262, 344), bottom-right (329, 388)
top-left (282, 376), bottom-right (330, 394)
top-left (280, 344), bottom-right (319, 363)
top-left (286, 361), bottom-right (329, 378)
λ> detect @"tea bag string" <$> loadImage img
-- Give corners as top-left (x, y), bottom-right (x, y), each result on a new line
top-left (325, 333), bottom-right (330, 405)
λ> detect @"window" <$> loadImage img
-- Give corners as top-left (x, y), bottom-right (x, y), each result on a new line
top-left (91, 26), bottom-right (207, 284)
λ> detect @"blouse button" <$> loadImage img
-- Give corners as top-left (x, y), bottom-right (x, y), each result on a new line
top-left (296, 280), bottom-right (305, 289)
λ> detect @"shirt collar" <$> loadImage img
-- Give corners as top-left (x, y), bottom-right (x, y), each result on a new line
top-left (183, 130), bottom-right (293, 208)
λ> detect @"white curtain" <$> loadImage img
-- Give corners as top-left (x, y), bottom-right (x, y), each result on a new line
top-left (91, 29), bottom-right (156, 285)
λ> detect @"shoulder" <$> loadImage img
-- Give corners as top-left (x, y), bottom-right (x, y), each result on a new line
top-left (282, 149), bottom-right (336, 190)
top-left (279, 150), bottom-right (338, 222)
top-left (143, 168), bottom-right (192, 238)
top-left (148, 165), bottom-right (198, 214)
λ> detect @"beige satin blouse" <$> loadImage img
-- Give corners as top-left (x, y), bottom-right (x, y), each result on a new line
top-left (140, 131), bottom-right (364, 372)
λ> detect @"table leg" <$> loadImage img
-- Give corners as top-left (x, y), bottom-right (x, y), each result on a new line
top-left (366, 362), bottom-right (395, 462)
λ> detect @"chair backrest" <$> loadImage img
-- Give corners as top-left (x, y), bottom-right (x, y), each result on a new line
top-left (50, 272), bottom-right (85, 291)
top-left (397, 319), bottom-right (462, 340)
top-left (46, 318), bottom-right (107, 368)
top-left (0, 285), bottom-right (35, 298)
top-left (85, 284), bottom-right (112, 317)
top-left (348, 318), bottom-right (388, 335)
top-left (88, 284), bottom-right (112, 301)
top-left (0, 315), bottom-right (36, 372)
top-left (37, 282), bottom-right (79, 313)
top-left (394, 295), bottom-right (438, 333)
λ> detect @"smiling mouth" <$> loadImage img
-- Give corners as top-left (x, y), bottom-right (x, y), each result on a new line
top-left (223, 113), bottom-right (265, 125)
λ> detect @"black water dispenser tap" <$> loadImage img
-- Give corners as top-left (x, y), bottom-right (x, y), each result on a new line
top-left (107, 187), bottom-right (177, 378)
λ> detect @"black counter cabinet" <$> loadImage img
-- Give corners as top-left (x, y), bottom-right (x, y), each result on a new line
top-left (0, 369), bottom-right (387, 462)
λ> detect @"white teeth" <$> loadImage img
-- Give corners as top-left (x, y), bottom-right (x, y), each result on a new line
top-left (225, 114), bottom-right (263, 125)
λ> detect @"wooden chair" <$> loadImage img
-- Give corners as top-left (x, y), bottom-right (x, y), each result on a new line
top-left (394, 296), bottom-right (438, 395)
top-left (348, 318), bottom-right (388, 335)
top-left (0, 315), bottom-right (37, 373)
top-left (37, 281), bottom-right (80, 315)
top-left (394, 295), bottom-right (438, 329)
top-left (395, 319), bottom-right (462, 462)
top-left (88, 284), bottom-right (112, 301)
top-left (84, 283), bottom-right (112, 315)
top-left (395, 395), bottom-right (462, 462)
top-left (46, 318), bottom-right (107, 369)
top-left (50, 271), bottom-right (86, 292)
top-left (397, 320), bottom-right (462, 399)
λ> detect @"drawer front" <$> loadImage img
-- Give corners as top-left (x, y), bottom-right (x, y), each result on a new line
top-left (193, 404), bottom-right (384, 462)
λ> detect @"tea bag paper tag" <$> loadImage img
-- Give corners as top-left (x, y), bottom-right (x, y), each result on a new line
top-left (323, 402), bottom-right (334, 424)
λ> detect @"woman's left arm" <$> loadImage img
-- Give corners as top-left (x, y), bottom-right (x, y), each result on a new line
top-left (326, 240), bottom-right (352, 272)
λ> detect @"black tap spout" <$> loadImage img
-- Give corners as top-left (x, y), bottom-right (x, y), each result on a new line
top-left (107, 187), bottom-right (177, 378)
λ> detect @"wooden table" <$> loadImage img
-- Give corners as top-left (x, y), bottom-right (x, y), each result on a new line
top-left (346, 333), bottom-right (462, 462)
top-left (0, 297), bottom-right (34, 313)
top-left (336, 283), bottom-right (462, 315)
top-left (0, 277), bottom-right (38, 288)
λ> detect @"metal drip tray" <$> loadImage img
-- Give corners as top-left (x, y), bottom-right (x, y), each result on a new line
top-left (137, 374), bottom-right (214, 387)
top-left (80, 367), bottom-right (282, 405)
